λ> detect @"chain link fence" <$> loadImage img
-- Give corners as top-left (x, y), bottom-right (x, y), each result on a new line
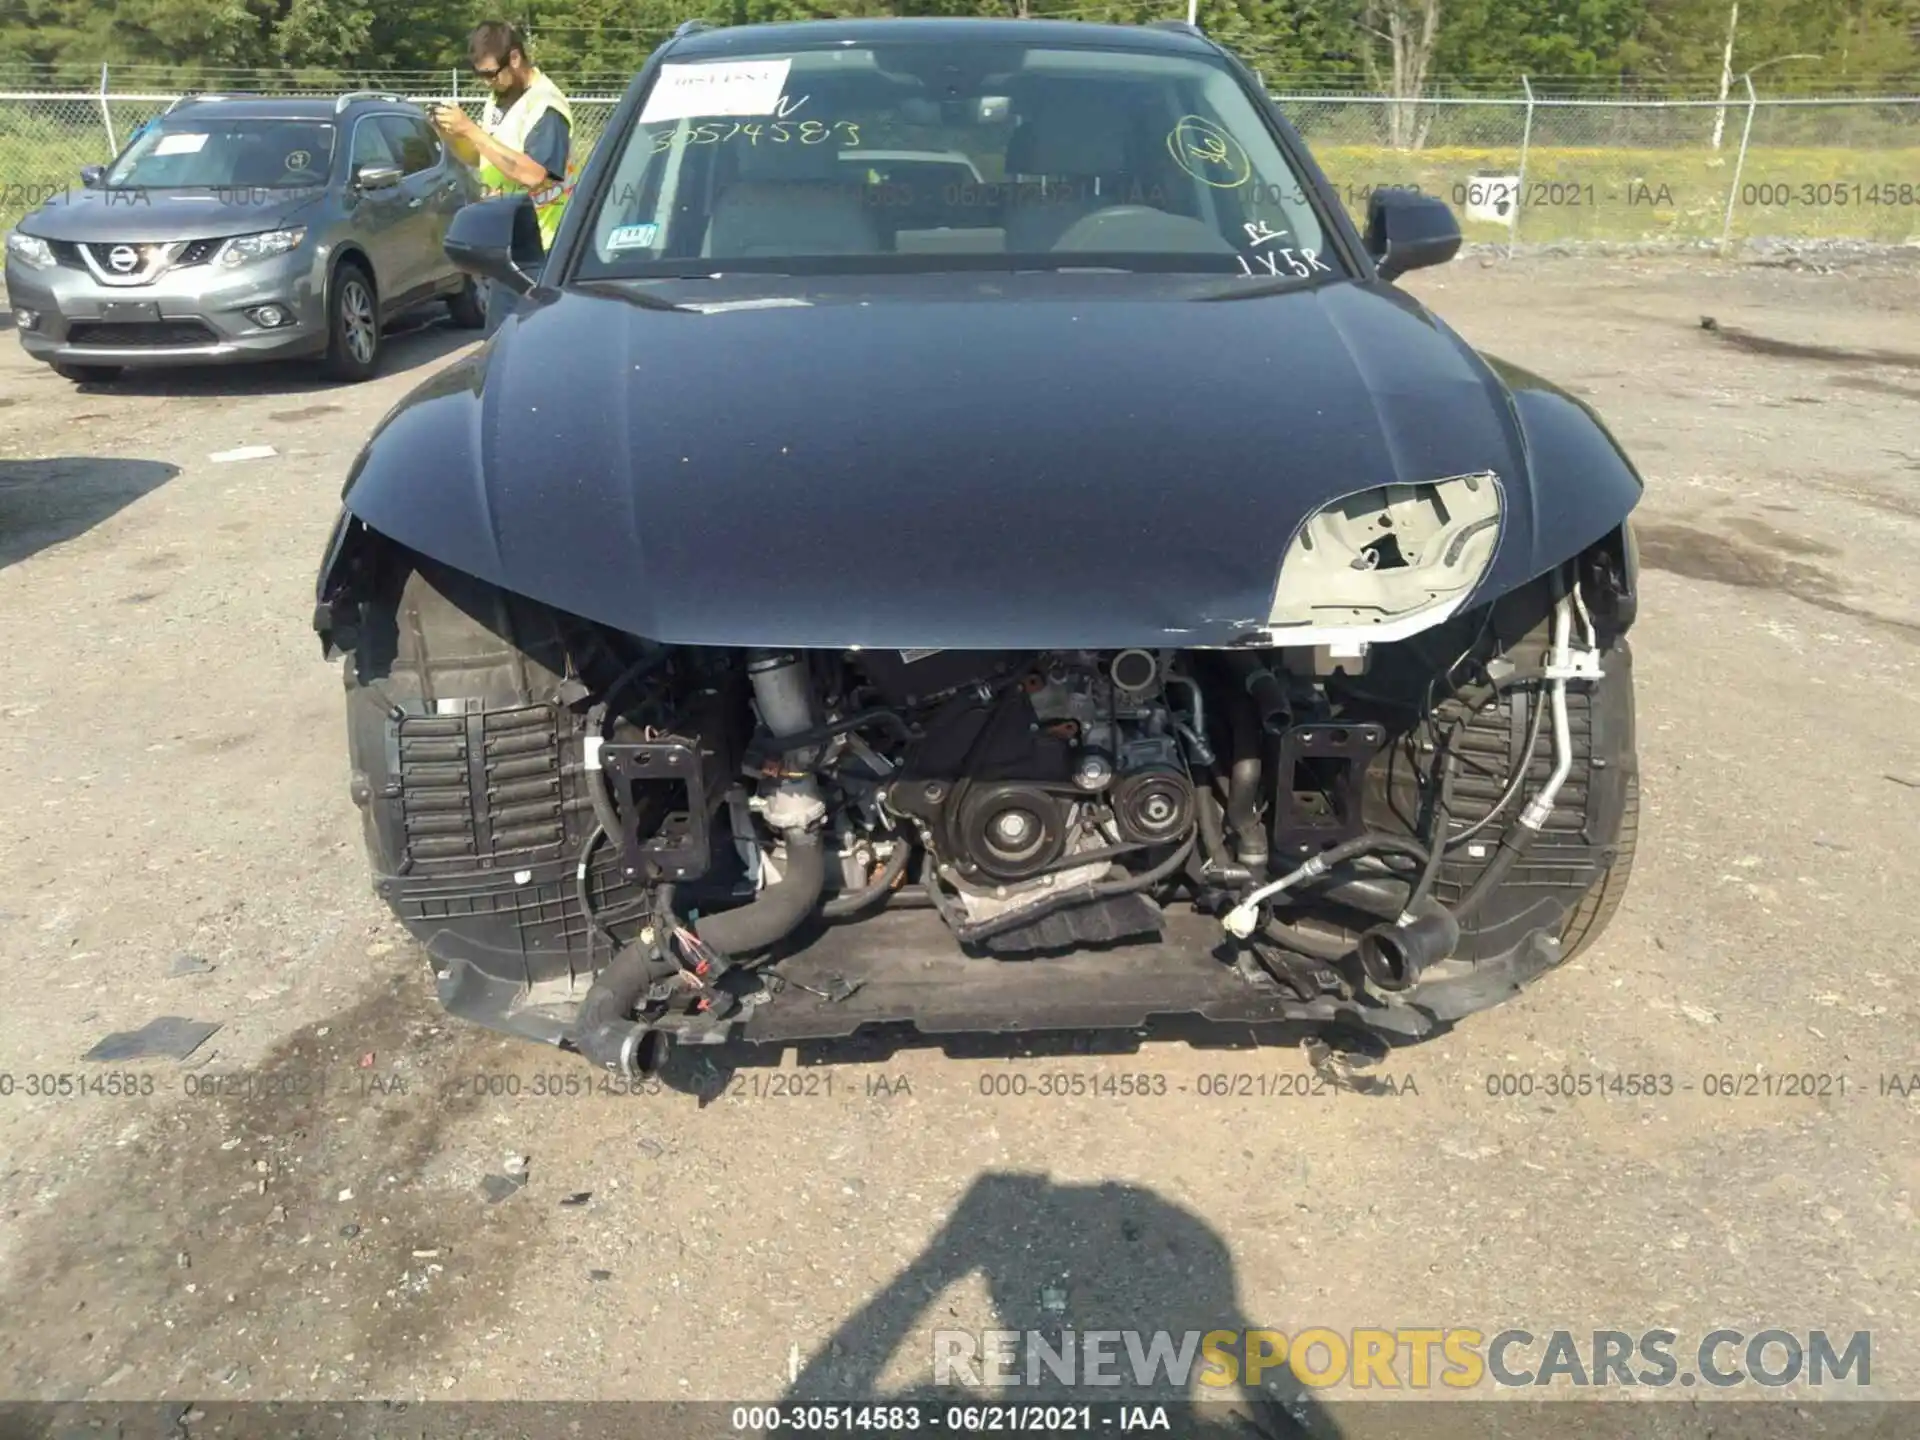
top-left (2, 73), bottom-right (1916, 246)
top-left (1278, 85), bottom-right (1920, 247)
top-left (0, 87), bottom-right (628, 234)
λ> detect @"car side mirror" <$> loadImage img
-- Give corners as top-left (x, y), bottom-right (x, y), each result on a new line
top-left (1365, 189), bottom-right (1462, 282)
top-left (444, 194), bottom-right (545, 297)
top-left (79, 165), bottom-right (104, 188)
top-left (354, 164), bottom-right (404, 192)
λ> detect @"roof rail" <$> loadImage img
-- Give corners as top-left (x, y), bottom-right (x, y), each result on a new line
top-left (164, 92), bottom-right (257, 112)
top-left (335, 89), bottom-right (405, 113)
top-left (673, 19), bottom-right (714, 38)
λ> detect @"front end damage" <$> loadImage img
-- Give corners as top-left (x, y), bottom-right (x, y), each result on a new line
top-left (316, 493), bottom-right (1639, 1075)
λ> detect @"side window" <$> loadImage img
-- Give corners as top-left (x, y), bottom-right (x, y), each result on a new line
top-left (377, 115), bottom-right (441, 175)
top-left (351, 118), bottom-right (400, 171)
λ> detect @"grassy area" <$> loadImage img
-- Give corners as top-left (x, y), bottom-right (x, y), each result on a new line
top-left (1311, 144), bottom-right (1920, 244)
top-left (0, 115), bottom-right (145, 234)
top-left (5, 113), bottom-right (1916, 246)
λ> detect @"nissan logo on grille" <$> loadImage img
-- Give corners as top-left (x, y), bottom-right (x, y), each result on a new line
top-left (107, 245), bottom-right (140, 273)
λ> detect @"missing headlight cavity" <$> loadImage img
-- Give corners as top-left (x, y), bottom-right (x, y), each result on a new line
top-left (1268, 472), bottom-right (1502, 632)
top-left (1356, 533), bottom-right (1408, 570)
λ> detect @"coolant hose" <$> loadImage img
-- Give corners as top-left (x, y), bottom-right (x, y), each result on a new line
top-left (1222, 831), bottom-right (1430, 938)
top-left (692, 830), bottom-right (828, 954)
top-left (1356, 899), bottom-right (1462, 992)
top-left (820, 839), bottom-right (912, 919)
top-left (1310, 873), bottom-right (1412, 919)
top-left (574, 939), bottom-right (677, 1076)
top-left (1194, 777), bottom-right (1229, 862)
top-left (1228, 653), bottom-right (1292, 735)
top-left (1225, 696), bottom-right (1268, 867)
top-left (1258, 918), bottom-right (1354, 964)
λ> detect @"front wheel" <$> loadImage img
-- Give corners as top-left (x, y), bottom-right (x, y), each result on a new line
top-left (321, 262), bottom-right (381, 382)
top-left (51, 361), bottom-right (123, 384)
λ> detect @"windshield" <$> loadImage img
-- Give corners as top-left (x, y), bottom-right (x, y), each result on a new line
top-left (105, 119), bottom-right (337, 190)
top-left (579, 39), bottom-right (1338, 279)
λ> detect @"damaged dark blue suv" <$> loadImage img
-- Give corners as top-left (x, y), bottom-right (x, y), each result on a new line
top-left (313, 17), bottom-right (1642, 1076)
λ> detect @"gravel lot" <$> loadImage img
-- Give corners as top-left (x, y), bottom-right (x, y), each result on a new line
top-left (0, 254), bottom-right (1916, 1429)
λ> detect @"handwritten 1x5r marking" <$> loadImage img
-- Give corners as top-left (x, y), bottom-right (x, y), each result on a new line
top-left (1238, 247), bottom-right (1333, 278)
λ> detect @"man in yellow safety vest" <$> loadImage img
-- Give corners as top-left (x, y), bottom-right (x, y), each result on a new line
top-left (430, 21), bottom-right (576, 278)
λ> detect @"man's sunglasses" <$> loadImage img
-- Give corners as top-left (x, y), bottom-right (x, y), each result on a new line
top-left (472, 64), bottom-right (504, 79)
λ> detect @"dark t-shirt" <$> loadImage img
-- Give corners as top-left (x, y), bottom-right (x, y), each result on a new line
top-left (521, 110), bottom-right (570, 186)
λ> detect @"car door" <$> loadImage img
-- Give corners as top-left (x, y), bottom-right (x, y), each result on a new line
top-left (343, 116), bottom-right (412, 313)
top-left (375, 113), bottom-right (466, 298)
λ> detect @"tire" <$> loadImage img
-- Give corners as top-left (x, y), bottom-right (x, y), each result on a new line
top-left (51, 361), bottom-right (123, 384)
top-left (446, 276), bottom-right (487, 330)
top-left (321, 261), bottom-right (381, 382)
top-left (1559, 770), bottom-right (1638, 961)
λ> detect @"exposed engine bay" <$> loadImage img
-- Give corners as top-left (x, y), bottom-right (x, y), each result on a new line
top-left (322, 518), bottom-right (1637, 1076)
top-left (429, 541), bottom-right (1633, 1075)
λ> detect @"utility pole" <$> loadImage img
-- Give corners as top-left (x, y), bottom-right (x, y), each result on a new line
top-left (1712, 0), bottom-right (1738, 150)
top-left (1187, 0), bottom-right (1198, 27)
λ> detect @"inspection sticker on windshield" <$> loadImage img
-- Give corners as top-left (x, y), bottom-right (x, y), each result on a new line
top-left (605, 223), bottom-right (658, 250)
top-left (640, 60), bottom-right (792, 123)
top-left (154, 132), bottom-right (209, 155)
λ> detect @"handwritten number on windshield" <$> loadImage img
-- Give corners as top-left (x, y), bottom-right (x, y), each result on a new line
top-left (651, 119), bottom-right (861, 154)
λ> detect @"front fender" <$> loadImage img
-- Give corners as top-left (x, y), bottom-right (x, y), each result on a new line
top-left (1484, 352), bottom-right (1645, 587)
top-left (313, 347), bottom-right (497, 656)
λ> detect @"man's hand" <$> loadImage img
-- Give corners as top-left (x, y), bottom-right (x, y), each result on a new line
top-left (431, 106), bottom-right (483, 166)
top-left (431, 104), bottom-right (479, 142)
top-left (430, 103), bottom-right (551, 188)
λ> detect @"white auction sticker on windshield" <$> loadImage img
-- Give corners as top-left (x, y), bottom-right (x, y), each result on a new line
top-left (605, 223), bottom-right (658, 250)
top-left (639, 60), bottom-right (792, 123)
top-left (154, 132), bottom-right (210, 155)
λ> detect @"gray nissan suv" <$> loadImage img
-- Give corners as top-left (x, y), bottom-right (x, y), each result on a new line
top-left (4, 91), bottom-right (485, 384)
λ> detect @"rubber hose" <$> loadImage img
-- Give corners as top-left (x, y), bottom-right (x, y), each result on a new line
top-left (820, 839), bottom-right (912, 919)
top-left (693, 830), bottom-right (827, 955)
top-left (1452, 828), bottom-right (1531, 924)
top-left (1409, 743), bottom-right (1457, 910)
top-left (596, 652), bottom-right (669, 737)
top-left (1194, 783), bottom-right (1233, 870)
top-left (573, 938), bottom-right (676, 1075)
top-left (1258, 918), bottom-right (1354, 964)
top-left (1226, 696), bottom-right (1267, 865)
top-left (1307, 832), bottom-right (1430, 874)
top-left (1307, 873), bottom-right (1412, 919)
top-left (583, 719), bottom-right (624, 850)
top-left (1229, 653), bottom-right (1292, 734)
top-left (1356, 898), bottom-right (1462, 992)
top-left (762, 707), bottom-right (916, 751)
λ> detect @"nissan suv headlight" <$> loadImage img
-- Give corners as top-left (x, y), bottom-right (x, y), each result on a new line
top-left (5, 232), bottom-right (56, 270)
top-left (1265, 472), bottom-right (1503, 644)
top-left (217, 228), bottom-right (307, 267)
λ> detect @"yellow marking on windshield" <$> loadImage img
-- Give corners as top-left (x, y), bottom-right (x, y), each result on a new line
top-left (1167, 115), bottom-right (1251, 189)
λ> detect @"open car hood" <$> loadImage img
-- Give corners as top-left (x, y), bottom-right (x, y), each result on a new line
top-left (340, 275), bottom-right (1642, 650)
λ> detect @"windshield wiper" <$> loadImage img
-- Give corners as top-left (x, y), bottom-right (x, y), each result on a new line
top-left (1191, 274), bottom-right (1316, 303)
